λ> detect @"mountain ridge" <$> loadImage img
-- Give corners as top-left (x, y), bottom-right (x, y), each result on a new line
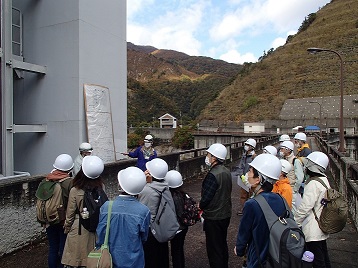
top-left (127, 42), bottom-right (241, 126)
top-left (127, 0), bottom-right (358, 126)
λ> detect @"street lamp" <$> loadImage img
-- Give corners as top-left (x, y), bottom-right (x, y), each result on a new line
top-left (307, 47), bottom-right (345, 152)
top-left (309, 101), bottom-right (322, 136)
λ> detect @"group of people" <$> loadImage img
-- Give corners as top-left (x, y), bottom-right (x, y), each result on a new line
top-left (234, 133), bottom-right (332, 268)
top-left (39, 132), bottom-right (332, 268)
top-left (39, 143), bottom-right (106, 268)
top-left (39, 135), bottom-right (195, 268)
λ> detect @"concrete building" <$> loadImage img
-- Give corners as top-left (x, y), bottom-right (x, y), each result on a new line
top-left (244, 122), bottom-right (265, 133)
top-left (0, 0), bottom-right (127, 176)
top-left (159, 113), bottom-right (177, 128)
top-left (278, 95), bottom-right (358, 134)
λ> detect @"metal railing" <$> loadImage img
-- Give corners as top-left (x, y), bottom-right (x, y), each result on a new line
top-left (315, 134), bottom-right (358, 230)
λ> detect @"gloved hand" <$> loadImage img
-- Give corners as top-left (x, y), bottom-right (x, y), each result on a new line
top-left (241, 174), bottom-right (248, 184)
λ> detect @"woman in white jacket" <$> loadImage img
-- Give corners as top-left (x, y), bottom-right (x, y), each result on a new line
top-left (294, 152), bottom-right (332, 268)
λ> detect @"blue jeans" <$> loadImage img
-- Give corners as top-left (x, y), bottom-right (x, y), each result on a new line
top-left (46, 224), bottom-right (67, 268)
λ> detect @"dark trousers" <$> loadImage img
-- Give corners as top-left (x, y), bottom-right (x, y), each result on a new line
top-left (170, 228), bottom-right (188, 268)
top-left (144, 231), bottom-right (169, 268)
top-left (204, 217), bottom-right (231, 268)
top-left (46, 224), bottom-right (67, 268)
top-left (306, 240), bottom-right (331, 268)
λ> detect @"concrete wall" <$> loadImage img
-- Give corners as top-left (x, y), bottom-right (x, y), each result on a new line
top-left (128, 127), bottom-right (176, 142)
top-left (11, 0), bottom-right (126, 175)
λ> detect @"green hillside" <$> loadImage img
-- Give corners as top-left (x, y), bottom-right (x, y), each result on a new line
top-left (127, 45), bottom-right (241, 126)
top-left (199, 0), bottom-right (358, 122)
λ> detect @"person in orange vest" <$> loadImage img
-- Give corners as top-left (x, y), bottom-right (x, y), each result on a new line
top-left (272, 159), bottom-right (293, 209)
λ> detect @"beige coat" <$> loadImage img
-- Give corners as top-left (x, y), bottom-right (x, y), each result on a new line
top-left (294, 176), bottom-right (330, 242)
top-left (61, 187), bottom-right (96, 267)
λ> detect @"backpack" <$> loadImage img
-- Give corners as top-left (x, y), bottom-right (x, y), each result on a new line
top-left (179, 193), bottom-right (200, 226)
top-left (311, 177), bottom-right (348, 234)
top-left (254, 194), bottom-right (307, 268)
top-left (35, 178), bottom-right (69, 225)
top-left (150, 187), bottom-right (180, 243)
top-left (79, 187), bottom-right (108, 233)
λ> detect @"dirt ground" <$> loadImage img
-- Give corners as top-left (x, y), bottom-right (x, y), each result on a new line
top-left (0, 174), bottom-right (245, 268)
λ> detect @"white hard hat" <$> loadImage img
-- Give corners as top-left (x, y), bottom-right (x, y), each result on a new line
top-left (263, 145), bottom-right (277, 156)
top-left (249, 154), bottom-right (281, 182)
top-left (280, 159), bottom-right (292, 174)
top-left (280, 141), bottom-right (294, 151)
top-left (206, 143), bottom-right (227, 161)
top-left (307, 151), bottom-right (329, 170)
top-left (82, 156), bottom-right (104, 179)
top-left (245, 138), bottom-right (257, 148)
top-left (117, 167), bottom-right (146, 195)
top-left (144, 135), bottom-right (153, 142)
top-left (53, 154), bottom-right (74, 171)
top-left (279, 134), bottom-right (290, 142)
top-left (146, 158), bottom-right (168, 179)
top-left (79, 142), bottom-right (93, 152)
top-left (165, 170), bottom-right (183, 188)
top-left (294, 132), bottom-right (307, 142)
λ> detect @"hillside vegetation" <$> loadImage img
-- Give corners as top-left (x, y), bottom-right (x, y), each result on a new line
top-left (127, 0), bottom-right (358, 127)
top-left (199, 0), bottom-right (358, 122)
top-left (127, 44), bottom-right (241, 126)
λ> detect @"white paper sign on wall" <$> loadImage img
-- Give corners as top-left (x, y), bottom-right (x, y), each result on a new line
top-left (84, 84), bottom-right (116, 163)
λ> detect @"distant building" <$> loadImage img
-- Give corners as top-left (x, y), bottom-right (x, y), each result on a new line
top-left (159, 113), bottom-right (177, 128)
top-left (244, 122), bottom-right (265, 133)
top-left (279, 95), bottom-right (358, 135)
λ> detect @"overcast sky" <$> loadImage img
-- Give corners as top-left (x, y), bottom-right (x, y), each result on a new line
top-left (127, 0), bottom-right (331, 64)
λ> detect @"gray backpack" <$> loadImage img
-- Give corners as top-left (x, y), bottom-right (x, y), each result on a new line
top-left (311, 177), bottom-right (348, 234)
top-left (254, 194), bottom-right (307, 268)
top-left (150, 187), bottom-right (180, 243)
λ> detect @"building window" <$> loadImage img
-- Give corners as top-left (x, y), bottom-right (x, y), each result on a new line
top-left (12, 7), bottom-right (22, 57)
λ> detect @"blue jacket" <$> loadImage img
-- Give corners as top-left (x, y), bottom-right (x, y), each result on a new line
top-left (235, 192), bottom-right (286, 268)
top-left (128, 146), bottom-right (157, 171)
top-left (96, 196), bottom-right (150, 268)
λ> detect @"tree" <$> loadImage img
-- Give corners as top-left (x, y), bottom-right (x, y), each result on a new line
top-left (172, 126), bottom-right (194, 150)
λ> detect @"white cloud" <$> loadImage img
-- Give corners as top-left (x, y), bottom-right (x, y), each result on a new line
top-left (209, 0), bottom-right (331, 41)
top-left (127, 0), bottom-right (155, 19)
top-left (271, 30), bottom-right (297, 49)
top-left (127, 0), bottom-right (331, 62)
top-left (262, 0), bottom-right (330, 33)
top-left (219, 50), bottom-right (257, 64)
top-left (127, 1), bottom-right (206, 55)
top-left (271, 37), bottom-right (286, 49)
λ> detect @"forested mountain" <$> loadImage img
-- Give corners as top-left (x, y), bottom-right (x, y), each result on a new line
top-left (127, 0), bottom-right (358, 127)
top-left (127, 43), bottom-right (241, 126)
